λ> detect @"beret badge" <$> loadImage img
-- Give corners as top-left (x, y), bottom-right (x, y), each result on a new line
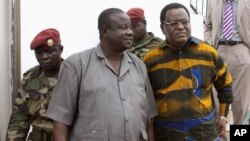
top-left (30, 28), bottom-right (61, 50)
top-left (47, 39), bottom-right (54, 47)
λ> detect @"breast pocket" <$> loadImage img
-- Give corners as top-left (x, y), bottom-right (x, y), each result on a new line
top-left (26, 91), bottom-right (45, 115)
top-left (133, 82), bottom-right (147, 109)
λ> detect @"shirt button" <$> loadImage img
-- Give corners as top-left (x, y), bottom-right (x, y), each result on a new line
top-left (122, 97), bottom-right (126, 101)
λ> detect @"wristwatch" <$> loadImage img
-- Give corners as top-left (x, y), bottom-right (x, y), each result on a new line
top-left (218, 116), bottom-right (228, 123)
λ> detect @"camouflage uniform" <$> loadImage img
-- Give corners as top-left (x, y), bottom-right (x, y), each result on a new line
top-left (129, 32), bottom-right (163, 60)
top-left (7, 65), bottom-right (57, 141)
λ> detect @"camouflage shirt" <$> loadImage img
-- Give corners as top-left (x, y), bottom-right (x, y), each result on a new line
top-left (129, 32), bottom-right (163, 60)
top-left (7, 65), bottom-right (58, 141)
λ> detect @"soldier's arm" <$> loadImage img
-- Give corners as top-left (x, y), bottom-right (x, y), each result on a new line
top-left (6, 85), bottom-right (31, 141)
top-left (53, 121), bottom-right (69, 141)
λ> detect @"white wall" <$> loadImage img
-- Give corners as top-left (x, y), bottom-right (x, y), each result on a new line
top-left (0, 0), bottom-right (11, 140)
top-left (21, 0), bottom-right (204, 74)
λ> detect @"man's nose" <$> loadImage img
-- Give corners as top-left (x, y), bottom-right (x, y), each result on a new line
top-left (176, 22), bottom-right (185, 29)
top-left (41, 52), bottom-right (49, 59)
top-left (127, 27), bottom-right (133, 35)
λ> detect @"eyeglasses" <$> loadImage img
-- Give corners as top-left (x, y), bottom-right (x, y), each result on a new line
top-left (163, 20), bottom-right (190, 27)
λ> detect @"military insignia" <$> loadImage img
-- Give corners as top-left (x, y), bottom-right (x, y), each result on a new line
top-left (47, 39), bottom-right (54, 47)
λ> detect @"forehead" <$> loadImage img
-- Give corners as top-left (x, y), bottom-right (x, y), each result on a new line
top-left (131, 20), bottom-right (144, 25)
top-left (165, 8), bottom-right (189, 21)
top-left (110, 12), bottom-right (131, 25)
top-left (35, 46), bottom-right (56, 52)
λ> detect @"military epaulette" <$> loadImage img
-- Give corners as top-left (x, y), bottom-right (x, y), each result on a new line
top-left (158, 41), bottom-right (168, 48)
top-left (154, 37), bottom-right (164, 42)
top-left (23, 65), bottom-right (41, 78)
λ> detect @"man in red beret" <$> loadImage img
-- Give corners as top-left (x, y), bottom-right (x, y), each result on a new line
top-left (127, 7), bottom-right (163, 60)
top-left (6, 28), bottom-right (63, 141)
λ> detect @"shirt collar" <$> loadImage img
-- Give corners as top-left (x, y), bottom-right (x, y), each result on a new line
top-left (95, 44), bottom-right (133, 63)
top-left (160, 36), bottom-right (201, 49)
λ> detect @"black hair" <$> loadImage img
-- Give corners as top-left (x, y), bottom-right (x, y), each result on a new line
top-left (98, 8), bottom-right (124, 31)
top-left (160, 3), bottom-right (190, 24)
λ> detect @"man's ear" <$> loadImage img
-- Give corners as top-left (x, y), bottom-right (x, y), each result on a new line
top-left (57, 45), bottom-right (63, 55)
top-left (100, 25), bottom-right (109, 37)
top-left (160, 24), bottom-right (164, 34)
top-left (60, 45), bottom-right (64, 52)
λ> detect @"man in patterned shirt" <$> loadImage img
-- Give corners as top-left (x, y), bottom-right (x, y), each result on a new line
top-left (143, 3), bottom-right (233, 141)
top-left (127, 7), bottom-right (163, 60)
top-left (6, 28), bottom-right (63, 141)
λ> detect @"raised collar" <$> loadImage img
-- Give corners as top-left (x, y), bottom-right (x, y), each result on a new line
top-left (160, 36), bottom-right (201, 50)
top-left (95, 44), bottom-right (133, 63)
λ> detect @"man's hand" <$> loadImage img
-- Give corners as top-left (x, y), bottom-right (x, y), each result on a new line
top-left (217, 118), bottom-right (227, 140)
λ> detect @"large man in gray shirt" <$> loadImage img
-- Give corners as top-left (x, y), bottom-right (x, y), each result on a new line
top-left (46, 8), bottom-right (158, 141)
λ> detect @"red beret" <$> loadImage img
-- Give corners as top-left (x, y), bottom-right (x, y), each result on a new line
top-left (30, 28), bottom-right (61, 50)
top-left (127, 7), bottom-right (145, 21)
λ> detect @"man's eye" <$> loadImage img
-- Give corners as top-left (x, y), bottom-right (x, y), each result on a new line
top-left (120, 24), bottom-right (132, 30)
top-left (164, 20), bottom-right (190, 27)
top-left (47, 50), bottom-right (54, 53)
top-left (182, 21), bottom-right (189, 25)
top-left (129, 25), bottom-right (134, 30)
top-left (170, 22), bottom-right (178, 26)
top-left (121, 25), bottom-right (127, 29)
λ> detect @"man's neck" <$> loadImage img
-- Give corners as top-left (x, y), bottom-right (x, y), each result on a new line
top-left (166, 43), bottom-right (185, 51)
top-left (101, 44), bottom-right (123, 60)
top-left (44, 69), bottom-right (59, 77)
top-left (101, 45), bottom-right (123, 76)
top-left (135, 33), bottom-right (149, 45)
top-left (43, 61), bottom-right (62, 77)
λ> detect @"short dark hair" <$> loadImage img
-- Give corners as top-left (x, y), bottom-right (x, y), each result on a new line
top-left (160, 3), bottom-right (190, 24)
top-left (98, 8), bottom-right (124, 31)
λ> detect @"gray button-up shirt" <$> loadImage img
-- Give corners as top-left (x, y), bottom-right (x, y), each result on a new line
top-left (46, 45), bottom-right (158, 141)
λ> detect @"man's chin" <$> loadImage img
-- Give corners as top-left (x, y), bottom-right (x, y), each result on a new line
top-left (41, 65), bottom-right (53, 71)
top-left (176, 38), bottom-right (188, 45)
top-left (123, 43), bottom-right (133, 49)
